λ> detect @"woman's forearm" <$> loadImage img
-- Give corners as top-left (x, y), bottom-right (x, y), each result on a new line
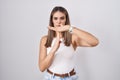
top-left (39, 41), bottom-right (60, 72)
top-left (39, 51), bottom-right (55, 72)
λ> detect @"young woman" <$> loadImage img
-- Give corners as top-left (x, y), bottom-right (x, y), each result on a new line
top-left (38, 6), bottom-right (99, 80)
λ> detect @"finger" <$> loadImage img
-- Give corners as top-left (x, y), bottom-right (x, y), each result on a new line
top-left (56, 32), bottom-right (60, 38)
top-left (48, 26), bottom-right (56, 31)
top-left (47, 26), bottom-right (52, 29)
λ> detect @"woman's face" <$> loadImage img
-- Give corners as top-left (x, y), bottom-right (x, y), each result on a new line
top-left (52, 11), bottom-right (66, 27)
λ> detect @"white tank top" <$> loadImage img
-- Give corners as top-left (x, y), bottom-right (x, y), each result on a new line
top-left (47, 38), bottom-right (75, 74)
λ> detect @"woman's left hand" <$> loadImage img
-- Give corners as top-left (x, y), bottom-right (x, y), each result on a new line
top-left (48, 24), bottom-right (70, 32)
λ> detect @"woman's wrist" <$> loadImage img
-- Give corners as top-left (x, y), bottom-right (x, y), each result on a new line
top-left (49, 50), bottom-right (56, 54)
top-left (68, 25), bottom-right (74, 33)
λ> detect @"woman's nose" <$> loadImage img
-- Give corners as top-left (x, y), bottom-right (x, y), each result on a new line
top-left (57, 19), bottom-right (61, 24)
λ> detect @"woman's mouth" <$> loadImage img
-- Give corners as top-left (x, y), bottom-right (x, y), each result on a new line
top-left (57, 25), bottom-right (61, 27)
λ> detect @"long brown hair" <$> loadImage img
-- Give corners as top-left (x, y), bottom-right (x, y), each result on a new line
top-left (45, 6), bottom-right (72, 47)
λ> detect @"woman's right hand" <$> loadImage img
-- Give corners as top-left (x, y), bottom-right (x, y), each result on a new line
top-left (50, 32), bottom-right (61, 53)
top-left (38, 32), bottom-right (61, 72)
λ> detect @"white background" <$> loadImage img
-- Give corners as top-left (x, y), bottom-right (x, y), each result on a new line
top-left (0, 0), bottom-right (120, 80)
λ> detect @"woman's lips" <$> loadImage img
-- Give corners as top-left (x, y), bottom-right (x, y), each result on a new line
top-left (56, 25), bottom-right (61, 27)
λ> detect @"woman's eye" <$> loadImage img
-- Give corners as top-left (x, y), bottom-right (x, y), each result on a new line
top-left (60, 17), bottom-right (65, 20)
top-left (54, 17), bottom-right (57, 20)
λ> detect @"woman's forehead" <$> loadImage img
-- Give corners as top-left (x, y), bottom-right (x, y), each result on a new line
top-left (53, 11), bottom-right (66, 17)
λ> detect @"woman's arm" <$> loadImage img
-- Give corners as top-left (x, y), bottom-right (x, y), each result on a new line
top-left (38, 36), bottom-right (54, 72)
top-left (38, 35), bottom-right (60, 72)
top-left (72, 27), bottom-right (99, 47)
top-left (48, 25), bottom-right (99, 48)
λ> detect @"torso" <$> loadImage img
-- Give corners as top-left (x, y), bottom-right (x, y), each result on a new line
top-left (47, 37), bottom-right (76, 74)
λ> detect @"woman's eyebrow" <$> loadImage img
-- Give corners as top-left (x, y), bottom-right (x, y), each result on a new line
top-left (53, 17), bottom-right (57, 18)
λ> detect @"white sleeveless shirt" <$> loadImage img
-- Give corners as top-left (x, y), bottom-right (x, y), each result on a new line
top-left (47, 38), bottom-right (75, 74)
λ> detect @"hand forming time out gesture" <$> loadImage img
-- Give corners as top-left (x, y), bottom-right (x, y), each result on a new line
top-left (48, 24), bottom-right (70, 32)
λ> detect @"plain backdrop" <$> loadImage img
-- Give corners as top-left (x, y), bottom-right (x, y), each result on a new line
top-left (0, 0), bottom-right (120, 80)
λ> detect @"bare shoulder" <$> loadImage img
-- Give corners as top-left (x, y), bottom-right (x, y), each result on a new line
top-left (40, 35), bottom-right (48, 45)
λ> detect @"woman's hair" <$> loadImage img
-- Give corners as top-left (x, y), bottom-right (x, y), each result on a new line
top-left (45, 6), bottom-right (72, 47)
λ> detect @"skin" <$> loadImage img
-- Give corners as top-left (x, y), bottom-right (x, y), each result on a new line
top-left (38, 11), bottom-right (99, 72)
